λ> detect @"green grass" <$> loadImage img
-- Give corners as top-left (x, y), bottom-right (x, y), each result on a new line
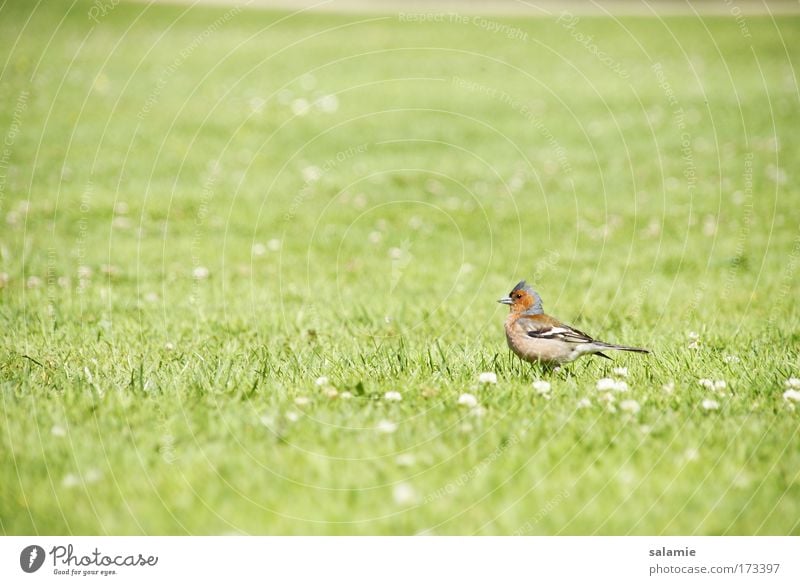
top-left (1, 0), bottom-right (799, 535)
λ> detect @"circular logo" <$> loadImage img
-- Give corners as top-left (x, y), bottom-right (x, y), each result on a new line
top-left (20, 545), bottom-right (45, 573)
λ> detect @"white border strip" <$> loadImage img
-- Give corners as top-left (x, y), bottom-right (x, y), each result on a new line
top-left (1, 537), bottom-right (798, 584)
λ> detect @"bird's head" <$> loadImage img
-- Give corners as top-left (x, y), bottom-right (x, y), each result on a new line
top-left (497, 280), bottom-right (543, 315)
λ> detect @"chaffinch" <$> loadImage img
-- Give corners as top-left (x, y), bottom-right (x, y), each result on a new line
top-left (498, 280), bottom-right (649, 365)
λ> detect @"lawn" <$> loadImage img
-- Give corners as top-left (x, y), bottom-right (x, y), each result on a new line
top-left (1, 0), bottom-right (799, 535)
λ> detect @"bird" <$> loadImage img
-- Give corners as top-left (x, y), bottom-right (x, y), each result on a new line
top-left (498, 280), bottom-right (649, 366)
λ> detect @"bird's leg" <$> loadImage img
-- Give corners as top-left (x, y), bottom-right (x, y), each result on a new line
top-left (531, 361), bottom-right (560, 377)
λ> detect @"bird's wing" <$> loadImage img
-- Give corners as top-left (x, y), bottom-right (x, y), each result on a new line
top-left (517, 315), bottom-right (596, 345)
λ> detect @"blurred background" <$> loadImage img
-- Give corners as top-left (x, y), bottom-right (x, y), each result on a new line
top-left (1, 0), bottom-right (798, 535)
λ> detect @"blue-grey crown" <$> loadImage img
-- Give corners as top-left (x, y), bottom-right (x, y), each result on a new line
top-left (512, 280), bottom-right (531, 294)
top-left (512, 280), bottom-right (544, 314)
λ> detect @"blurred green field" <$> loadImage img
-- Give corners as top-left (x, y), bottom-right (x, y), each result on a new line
top-left (1, 0), bottom-right (799, 535)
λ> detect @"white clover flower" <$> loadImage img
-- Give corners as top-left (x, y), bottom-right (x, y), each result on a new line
top-left (267, 238), bottom-right (282, 252)
top-left (51, 425), bottom-right (66, 437)
top-left (164, 342), bottom-right (175, 351)
top-left (339, 391), bottom-right (353, 400)
top-left (620, 399), bottom-right (641, 414)
top-left (471, 406), bottom-right (487, 418)
top-left (701, 399), bottom-right (720, 411)
top-left (376, 419), bottom-right (397, 434)
top-left (577, 398), bottom-right (592, 409)
top-left (302, 165), bottom-right (322, 183)
top-left (687, 332), bottom-right (702, 349)
top-left (598, 392), bottom-right (615, 404)
top-left (532, 380), bottom-right (551, 395)
top-left (785, 378), bottom-right (800, 390)
top-left (683, 448), bottom-right (699, 462)
top-left (478, 372), bottom-right (497, 384)
top-left (26, 276), bottom-right (42, 289)
top-left (384, 391), bottom-right (402, 402)
top-left (324, 388), bottom-right (339, 399)
top-left (596, 378), bottom-right (616, 391)
top-left (112, 216), bottom-right (131, 230)
top-left (85, 468), bottom-right (102, 483)
top-left (61, 473), bottom-right (80, 488)
top-left (613, 367), bottom-right (628, 377)
top-left (395, 453), bottom-right (416, 467)
top-left (723, 355), bottom-right (740, 363)
top-left (316, 94), bottom-right (339, 113)
top-left (392, 482), bottom-right (418, 505)
top-left (783, 389), bottom-right (800, 403)
top-left (252, 243), bottom-right (267, 256)
top-left (457, 393), bottom-right (478, 408)
top-left (294, 396), bottom-right (310, 406)
top-left (290, 98), bottom-right (310, 116)
top-left (286, 411), bottom-right (300, 422)
top-left (613, 380), bottom-right (629, 393)
top-left (315, 376), bottom-right (329, 386)
top-left (699, 379), bottom-right (726, 394)
top-left (248, 96), bottom-right (265, 113)
top-left (662, 381), bottom-right (675, 394)
top-left (192, 266), bottom-right (210, 280)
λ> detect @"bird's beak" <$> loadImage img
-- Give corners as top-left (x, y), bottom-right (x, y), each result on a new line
top-left (497, 296), bottom-right (513, 305)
